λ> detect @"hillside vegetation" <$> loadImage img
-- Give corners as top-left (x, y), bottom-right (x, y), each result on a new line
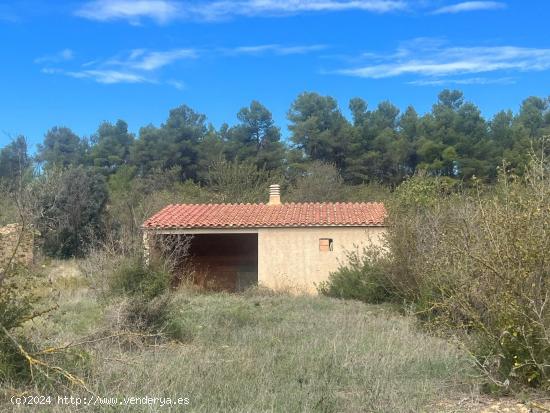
top-left (1, 89), bottom-right (549, 410)
top-left (321, 153), bottom-right (550, 392)
top-left (2, 262), bottom-right (476, 413)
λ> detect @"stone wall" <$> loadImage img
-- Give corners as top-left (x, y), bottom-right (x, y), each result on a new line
top-left (0, 224), bottom-right (35, 271)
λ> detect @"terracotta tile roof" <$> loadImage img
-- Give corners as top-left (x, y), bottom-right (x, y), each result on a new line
top-left (143, 202), bottom-right (386, 229)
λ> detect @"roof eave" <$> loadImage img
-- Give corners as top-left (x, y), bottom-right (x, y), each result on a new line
top-left (142, 223), bottom-right (387, 231)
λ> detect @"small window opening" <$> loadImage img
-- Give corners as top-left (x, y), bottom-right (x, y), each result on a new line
top-left (319, 238), bottom-right (333, 252)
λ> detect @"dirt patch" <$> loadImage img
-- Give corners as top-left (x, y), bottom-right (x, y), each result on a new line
top-left (433, 396), bottom-right (550, 413)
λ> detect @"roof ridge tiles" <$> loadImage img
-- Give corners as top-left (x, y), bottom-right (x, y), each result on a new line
top-left (143, 201), bottom-right (386, 229)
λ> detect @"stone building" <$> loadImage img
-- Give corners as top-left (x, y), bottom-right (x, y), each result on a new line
top-left (0, 224), bottom-right (36, 271)
top-left (142, 185), bottom-right (386, 293)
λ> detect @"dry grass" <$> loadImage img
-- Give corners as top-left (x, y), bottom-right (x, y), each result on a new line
top-left (3, 262), bottom-right (484, 413)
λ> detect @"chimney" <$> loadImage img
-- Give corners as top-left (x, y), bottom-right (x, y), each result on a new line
top-left (268, 184), bottom-right (281, 205)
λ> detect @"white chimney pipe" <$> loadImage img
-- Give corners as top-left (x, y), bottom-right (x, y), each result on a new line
top-left (268, 184), bottom-right (281, 205)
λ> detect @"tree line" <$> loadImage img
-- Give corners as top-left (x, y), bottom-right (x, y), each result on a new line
top-left (1, 89), bottom-right (549, 258)
top-left (2, 89), bottom-right (549, 186)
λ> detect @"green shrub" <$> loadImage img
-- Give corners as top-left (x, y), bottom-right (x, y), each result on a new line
top-left (163, 312), bottom-right (196, 342)
top-left (0, 265), bottom-right (39, 383)
top-left (424, 161), bottom-right (550, 390)
top-left (380, 155), bottom-right (549, 390)
top-left (207, 159), bottom-right (282, 203)
top-left (379, 172), bottom-right (461, 305)
top-left (0, 266), bottom-right (83, 388)
top-left (32, 166), bottom-right (108, 258)
top-left (105, 256), bottom-right (197, 343)
top-left (318, 249), bottom-right (392, 304)
top-left (121, 293), bottom-right (173, 333)
top-left (324, 149), bottom-right (549, 390)
top-left (109, 257), bottom-right (171, 301)
top-left (286, 161), bottom-right (346, 202)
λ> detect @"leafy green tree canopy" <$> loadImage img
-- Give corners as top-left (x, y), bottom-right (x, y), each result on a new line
top-left (0, 136), bottom-right (30, 182)
top-left (226, 100), bottom-right (285, 171)
top-left (288, 92), bottom-right (351, 168)
top-left (90, 120), bottom-right (134, 174)
top-left (37, 126), bottom-right (87, 168)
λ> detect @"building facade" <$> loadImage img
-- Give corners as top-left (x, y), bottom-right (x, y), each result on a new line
top-left (142, 185), bottom-right (386, 293)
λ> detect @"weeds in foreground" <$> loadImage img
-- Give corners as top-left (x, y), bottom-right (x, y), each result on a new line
top-left (4, 279), bottom-right (477, 412)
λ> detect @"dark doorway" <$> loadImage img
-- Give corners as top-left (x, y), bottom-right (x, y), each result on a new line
top-left (188, 233), bottom-right (258, 291)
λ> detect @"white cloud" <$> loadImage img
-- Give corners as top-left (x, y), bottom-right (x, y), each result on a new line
top-left (167, 80), bottom-right (186, 90)
top-left (75, 0), bottom-right (180, 24)
top-left (39, 42), bottom-right (328, 86)
top-left (335, 41), bottom-right (550, 84)
top-left (34, 49), bottom-right (74, 64)
top-left (65, 70), bottom-right (150, 84)
top-left (191, 0), bottom-right (407, 20)
top-left (107, 49), bottom-right (198, 71)
top-left (40, 68), bottom-right (63, 75)
top-left (76, 0), bottom-right (407, 23)
top-left (227, 44), bottom-right (327, 56)
top-left (39, 48), bottom-right (197, 86)
top-left (432, 1), bottom-right (506, 14)
top-left (408, 76), bottom-right (515, 86)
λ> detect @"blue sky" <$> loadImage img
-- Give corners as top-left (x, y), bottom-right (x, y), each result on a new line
top-left (1, 0), bottom-right (549, 150)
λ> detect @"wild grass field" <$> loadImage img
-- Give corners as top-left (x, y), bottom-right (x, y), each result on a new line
top-left (4, 260), bottom-right (545, 413)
